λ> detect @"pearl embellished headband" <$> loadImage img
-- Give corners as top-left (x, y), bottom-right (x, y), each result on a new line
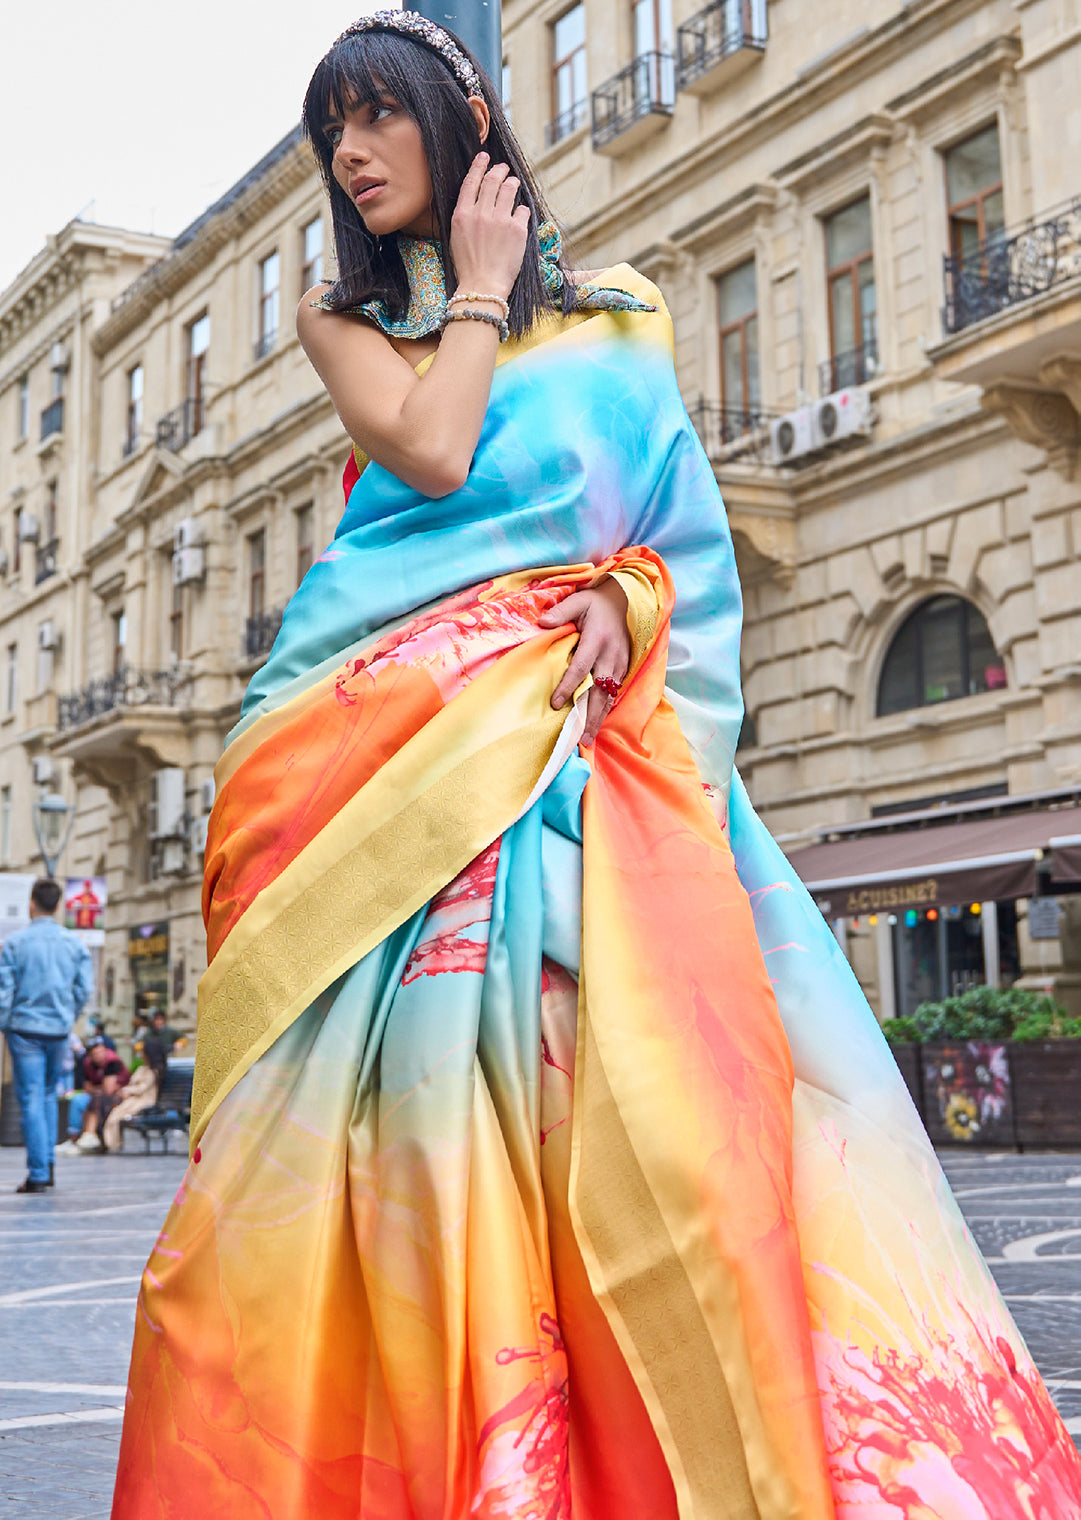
top-left (333, 9), bottom-right (484, 97)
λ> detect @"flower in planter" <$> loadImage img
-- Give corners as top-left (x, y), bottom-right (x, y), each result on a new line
top-left (944, 1092), bottom-right (980, 1141)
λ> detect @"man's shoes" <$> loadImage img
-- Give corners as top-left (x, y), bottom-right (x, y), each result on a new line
top-left (15, 1177), bottom-right (49, 1194)
top-left (47, 1164), bottom-right (54, 1187)
top-left (75, 1132), bottom-right (104, 1153)
top-left (55, 1139), bottom-right (82, 1156)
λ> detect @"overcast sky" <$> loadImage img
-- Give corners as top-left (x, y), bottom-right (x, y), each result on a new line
top-left (2, 0), bottom-right (388, 292)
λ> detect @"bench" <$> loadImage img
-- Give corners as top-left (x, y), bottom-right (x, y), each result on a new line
top-left (124, 1059), bottom-right (195, 1154)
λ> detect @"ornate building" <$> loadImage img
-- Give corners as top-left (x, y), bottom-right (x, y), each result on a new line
top-left (1, 0), bottom-right (1079, 1037)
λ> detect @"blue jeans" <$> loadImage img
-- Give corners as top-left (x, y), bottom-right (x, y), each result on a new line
top-left (67, 1090), bottom-right (91, 1136)
top-left (8, 1031), bottom-right (67, 1183)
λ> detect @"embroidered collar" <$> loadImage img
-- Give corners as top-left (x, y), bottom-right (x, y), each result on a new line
top-left (312, 219), bottom-right (654, 338)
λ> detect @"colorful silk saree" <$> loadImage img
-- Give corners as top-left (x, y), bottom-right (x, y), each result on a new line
top-left (113, 269), bottom-right (1081, 1519)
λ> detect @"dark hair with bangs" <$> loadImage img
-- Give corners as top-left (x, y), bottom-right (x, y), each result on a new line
top-left (302, 27), bottom-right (576, 339)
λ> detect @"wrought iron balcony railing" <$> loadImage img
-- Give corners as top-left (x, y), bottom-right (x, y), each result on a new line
top-left (591, 52), bottom-right (675, 150)
top-left (244, 608), bottom-right (284, 660)
top-left (34, 539), bottom-right (59, 585)
top-left (57, 666), bottom-right (190, 733)
top-left (942, 196), bottom-right (1081, 335)
top-left (819, 338), bottom-right (879, 395)
top-left (676, 0), bottom-right (767, 90)
top-left (40, 398), bottom-right (64, 442)
top-left (687, 400), bottom-right (776, 460)
top-left (545, 98), bottom-right (589, 148)
top-left (254, 329), bottom-right (277, 361)
top-left (156, 398), bottom-right (201, 452)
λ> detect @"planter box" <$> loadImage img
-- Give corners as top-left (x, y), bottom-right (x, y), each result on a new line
top-left (1010, 1040), bottom-right (1081, 1149)
top-left (921, 1042), bottom-right (1016, 1148)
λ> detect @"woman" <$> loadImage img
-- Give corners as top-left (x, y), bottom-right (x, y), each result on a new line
top-left (112, 14), bottom-right (1081, 1519)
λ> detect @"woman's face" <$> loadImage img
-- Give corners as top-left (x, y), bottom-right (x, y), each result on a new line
top-left (326, 85), bottom-right (437, 239)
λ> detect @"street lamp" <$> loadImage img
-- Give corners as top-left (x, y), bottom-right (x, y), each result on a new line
top-left (31, 792), bottom-right (75, 878)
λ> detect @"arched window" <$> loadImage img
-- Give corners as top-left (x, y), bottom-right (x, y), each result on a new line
top-left (877, 595), bottom-right (1005, 717)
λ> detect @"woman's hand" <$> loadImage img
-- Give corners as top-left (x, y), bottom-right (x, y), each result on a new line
top-left (538, 578), bottom-right (632, 747)
top-left (449, 152), bottom-right (531, 299)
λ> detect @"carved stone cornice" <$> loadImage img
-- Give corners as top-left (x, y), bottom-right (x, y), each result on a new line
top-left (1037, 357), bottom-right (1081, 416)
top-left (980, 383), bottom-right (1079, 474)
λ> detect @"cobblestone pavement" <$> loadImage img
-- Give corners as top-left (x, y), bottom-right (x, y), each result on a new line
top-left (1, 1145), bottom-right (1080, 1517)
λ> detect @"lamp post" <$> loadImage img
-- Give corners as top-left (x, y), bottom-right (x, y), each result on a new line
top-left (31, 792), bottom-right (75, 879)
top-left (413, 0), bottom-right (502, 99)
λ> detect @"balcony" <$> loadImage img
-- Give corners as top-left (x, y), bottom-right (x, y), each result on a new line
top-left (57, 667), bottom-right (189, 733)
top-left (545, 99), bottom-right (589, 149)
top-left (676, 0), bottom-right (767, 95)
top-left (592, 52), bottom-right (675, 155)
top-left (244, 608), bottom-right (284, 661)
top-left (942, 197), bottom-right (1081, 336)
top-left (40, 397), bottom-right (64, 442)
top-left (53, 665), bottom-right (194, 788)
top-left (819, 339), bottom-right (879, 396)
top-left (687, 400), bottom-right (776, 462)
top-left (156, 398), bottom-right (199, 452)
top-left (34, 539), bottom-right (59, 585)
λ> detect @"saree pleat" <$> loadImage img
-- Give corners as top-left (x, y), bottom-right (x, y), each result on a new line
top-left (113, 271), bottom-right (1081, 1519)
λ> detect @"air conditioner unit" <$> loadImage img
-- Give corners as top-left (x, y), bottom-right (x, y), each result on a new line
top-left (31, 756), bottom-right (56, 785)
top-left (172, 546), bottom-right (206, 586)
top-left (174, 518), bottom-right (199, 552)
top-left (190, 814), bottom-right (210, 856)
top-left (160, 838), bottom-right (187, 875)
top-left (49, 341), bottom-right (70, 374)
top-left (199, 776), bottom-right (216, 813)
top-left (814, 388), bottom-right (874, 448)
top-left (38, 620), bottom-right (61, 651)
top-left (768, 407), bottom-right (817, 465)
top-left (149, 767), bottom-right (186, 839)
top-left (18, 513), bottom-right (40, 543)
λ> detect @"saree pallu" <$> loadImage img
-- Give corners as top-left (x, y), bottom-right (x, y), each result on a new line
top-left (113, 270), bottom-right (1081, 1519)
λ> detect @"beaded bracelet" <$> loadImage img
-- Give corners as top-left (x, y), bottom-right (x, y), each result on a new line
top-left (442, 307), bottom-right (510, 342)
top-left (448, 291), bottom-right (510, 320)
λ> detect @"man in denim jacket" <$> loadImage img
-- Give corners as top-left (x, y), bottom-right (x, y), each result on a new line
top-left (0, 878), bottom-right (94, 1193)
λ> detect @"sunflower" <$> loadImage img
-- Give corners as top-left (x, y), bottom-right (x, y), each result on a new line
top-left (944, 1093), bottom-right (980, 1141)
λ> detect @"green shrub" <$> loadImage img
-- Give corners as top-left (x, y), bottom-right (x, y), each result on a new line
top-left (885, 985), bottom-right (1077, 1043)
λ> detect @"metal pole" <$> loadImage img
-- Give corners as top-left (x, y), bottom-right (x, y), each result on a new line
top-left (981, 901), bottom-right (1000, 988)
top-left (413, 0), bottom-right (502, 99)
top-left (875, 916), bottom-right (897, 1024)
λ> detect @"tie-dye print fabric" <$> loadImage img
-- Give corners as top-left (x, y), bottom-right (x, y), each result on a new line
top-left (113, 270), bottom-right (1081, 1519)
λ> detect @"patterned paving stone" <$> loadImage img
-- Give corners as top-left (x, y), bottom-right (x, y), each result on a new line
top-left (1, 1143), bottom-right (1080, 1515)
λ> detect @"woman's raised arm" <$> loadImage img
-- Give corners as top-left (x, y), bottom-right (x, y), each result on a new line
top-left (297, 152), bottom-right (529, 499)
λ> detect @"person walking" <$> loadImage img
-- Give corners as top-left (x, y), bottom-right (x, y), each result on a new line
top-left (0, 877), bottom-right (94, 1194)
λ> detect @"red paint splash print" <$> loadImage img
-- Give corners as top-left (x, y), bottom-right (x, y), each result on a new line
top-left (477, 1314), bottom-right (571, 1520)
top-left (402, 839), bottom-right (502, 984)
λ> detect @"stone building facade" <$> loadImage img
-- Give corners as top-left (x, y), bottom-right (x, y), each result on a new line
top-left (1, 0), bottom-right (1079, 1038)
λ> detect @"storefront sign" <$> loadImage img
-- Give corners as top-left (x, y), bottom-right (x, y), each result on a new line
top-left (127, 921), bottom-right (170, 1017)
top-left (65, 876), bottom-right (107, 947)
top-left (812, 856), bottom-right (1038, 917)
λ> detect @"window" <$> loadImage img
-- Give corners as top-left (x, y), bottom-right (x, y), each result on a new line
top-left (824, 197), bottom-right (877, 389)
top-left (295, 504), bottom-right (314, 586)
top-left (186, 313), bottom-right (210, 435)
top-left (257, 252), bottom-right (280, 358)
top-left (44, 480), bottom-right (58, 546)
top-left (633, 0), bottom-right (673, 55)
top-left (550, 4), bottom-right (588, 143)
top-left (717, 260), bottom-right (759, 418)
top-left (126, 365), bottom-right (143, 455)
top-left (12, 507), bottom-right (21, 576)
top-left (169, 580), bottom-right (184, 663)
top-left (301, 219), bottom-right (323, 291)
top-left (945, 125), bottom-right (1004, 261)
top-left (248, 529), bottom-right (266, 619)
top-left (0, 785), bottom-right (11, 864)
top-left (17, 376), bottom-right (29, 440)
top-left (877, 596), bottom-right (1005, 717)
top-left (113, 611), bottom-right (127, 674)
top-left (5, 643), bottom-right (17, 715)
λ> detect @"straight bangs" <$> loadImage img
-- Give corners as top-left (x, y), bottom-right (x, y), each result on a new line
top-left (302, 28), bottom-right (574, 336)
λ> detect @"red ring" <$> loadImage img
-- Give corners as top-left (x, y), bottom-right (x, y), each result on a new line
top-left (594, 675), bottom-right (622, 700)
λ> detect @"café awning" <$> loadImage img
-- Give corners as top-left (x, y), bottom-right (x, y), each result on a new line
top-left (784, 802), bottom-right (1081, 917)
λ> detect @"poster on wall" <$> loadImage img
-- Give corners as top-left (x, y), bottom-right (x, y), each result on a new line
top-left (0, 875), bottom-right (37, 945)
top-left (65, 876), bottom-right (107, 947)
top-left (127, 921), bottom-right (170, 1022)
